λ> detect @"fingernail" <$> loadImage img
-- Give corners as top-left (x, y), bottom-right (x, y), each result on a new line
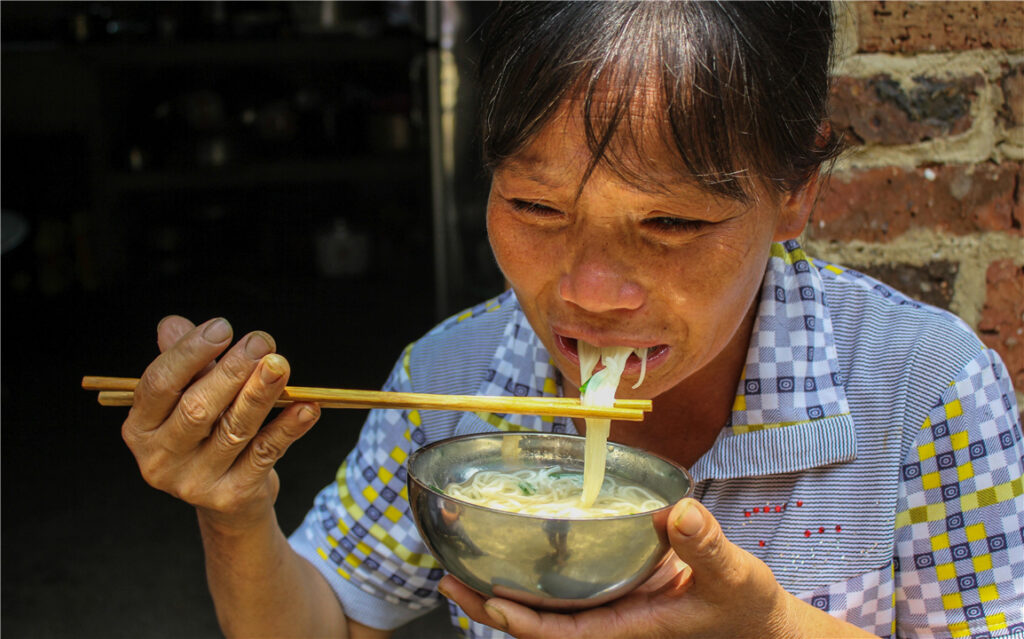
top-left (483, 603), bottom-right (508, 630)
top-left (297, 404), bottom-right (318, 424)
top-left (202, 318), bottom-right (231, 344)
top-left (245, 332), bottom-right (274, 359)
top-left (260, 354), bottom-right (286, 383)
top-left (675, 499), bottom-right (703, 536)
top-left (437, 583), bottom-right (452, 600)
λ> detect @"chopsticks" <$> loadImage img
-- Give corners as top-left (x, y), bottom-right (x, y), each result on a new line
top-left (81, 376), bottom-right (652, 421)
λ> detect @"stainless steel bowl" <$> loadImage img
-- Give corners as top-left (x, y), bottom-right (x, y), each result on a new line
top-left (408, 432), bottom-right (693, 610)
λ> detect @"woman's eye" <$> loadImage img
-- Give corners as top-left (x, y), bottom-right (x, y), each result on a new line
top-left (509, 199), bottom-right (561, 216)
top-left (643, 216), bottom-right (708, 233)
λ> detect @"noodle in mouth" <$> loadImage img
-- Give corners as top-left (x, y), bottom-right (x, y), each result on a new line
top-left (578, 342), bottom-right (649, 507)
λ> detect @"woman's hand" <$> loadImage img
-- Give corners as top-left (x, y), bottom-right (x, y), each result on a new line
top-left (440, 499), bottom-right (876, 639)
top-left (121, 316), bottom-right (321, 533)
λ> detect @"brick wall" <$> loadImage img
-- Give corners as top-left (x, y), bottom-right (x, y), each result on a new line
top-left (806, 1), bottom-right (1024, 414)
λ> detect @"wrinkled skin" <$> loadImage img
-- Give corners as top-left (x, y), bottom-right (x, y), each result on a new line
top-left (121, 316), bottom-right (389, 639)
top-left (121, 315), bottom-right (319, 531)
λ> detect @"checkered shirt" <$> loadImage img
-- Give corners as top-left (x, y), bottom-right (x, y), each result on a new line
top-left (288, 240), bottom-right (1023, 638)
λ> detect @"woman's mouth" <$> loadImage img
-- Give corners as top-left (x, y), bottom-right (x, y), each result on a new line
top-left (554, 334), bottom-right (670, 377)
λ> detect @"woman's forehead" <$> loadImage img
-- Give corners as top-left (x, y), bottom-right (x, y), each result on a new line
top-left (500, 100), bottom-right (706, 196)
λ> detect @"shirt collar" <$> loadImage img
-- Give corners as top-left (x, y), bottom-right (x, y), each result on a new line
top-left (690, 240), bottom-right (856, 481)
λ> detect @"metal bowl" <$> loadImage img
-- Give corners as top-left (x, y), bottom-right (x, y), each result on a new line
top-left (407, 432), bottom-right (693, 610)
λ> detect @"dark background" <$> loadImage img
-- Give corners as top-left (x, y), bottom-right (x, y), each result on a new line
top-left (2, 2), bottom-right (498, 637)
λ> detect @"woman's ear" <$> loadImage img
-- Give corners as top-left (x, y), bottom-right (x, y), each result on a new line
top-left (772, 171), bottom-right (821, 242)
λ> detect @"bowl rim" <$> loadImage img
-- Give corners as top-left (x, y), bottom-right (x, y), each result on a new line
top-left (407, 431), bottom-right (694, 521)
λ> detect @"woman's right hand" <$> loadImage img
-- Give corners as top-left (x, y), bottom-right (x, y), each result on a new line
top-left (122, 316), bottom-right (321, 533)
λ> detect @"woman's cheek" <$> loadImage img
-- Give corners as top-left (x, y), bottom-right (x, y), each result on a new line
top-left (488, 216), bottom-right (542, 287)
top-left (489, 211), bottom-right (561, 278)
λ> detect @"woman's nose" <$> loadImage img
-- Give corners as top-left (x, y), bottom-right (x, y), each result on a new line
top-left (558, 248), bottom-right (645, 313)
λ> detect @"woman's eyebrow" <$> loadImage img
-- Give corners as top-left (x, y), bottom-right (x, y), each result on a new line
top-left (501, 161), bottom-right (570, 189)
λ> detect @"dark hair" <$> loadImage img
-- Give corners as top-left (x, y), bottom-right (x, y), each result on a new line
top-left (477, 1), bottom-right (844, 202)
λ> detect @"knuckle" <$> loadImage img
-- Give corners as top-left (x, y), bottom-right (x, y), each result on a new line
top-left (137, 454), bottom-right (169, 489)
top-left (177, 392), bottom-right (215, 428)
top-left (121, 408), bottom-right (152, 446)
top-left (137, 365), bottom-right (176, 400)
top-left (219, 353), bottom-right (255, 382)
top-left (176, 476), bottom-right (212, 506)
top-left (121, 421), bottom-right (137, 447)
top-left (239, 379), bottom-right (271, 406)
top-left (214, 415), bottom-right (252, 449)
top-left (250, 437), bottom-right (284, 468)
top-left (176, 479), bottom-right (200, 504)
top-left (696, 520), bottom-right (726, 560)
top-left (693, 523), bottom-right (738, 579)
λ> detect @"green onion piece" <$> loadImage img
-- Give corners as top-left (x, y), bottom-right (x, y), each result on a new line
top-left (518, 481), bottom-right (536, 496)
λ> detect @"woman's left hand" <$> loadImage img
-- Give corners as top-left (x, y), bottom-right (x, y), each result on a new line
top-left (439, 499), bottom-right (875, 639)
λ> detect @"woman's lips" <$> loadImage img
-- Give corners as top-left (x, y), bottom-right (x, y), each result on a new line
top-left (554, 333), bottom-right (669, 375)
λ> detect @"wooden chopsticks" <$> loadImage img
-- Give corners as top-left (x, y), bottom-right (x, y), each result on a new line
top-left (81, 376), bottom-right (652, 421)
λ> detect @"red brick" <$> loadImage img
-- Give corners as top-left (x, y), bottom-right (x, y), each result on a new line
top-left (810, 163), bottom-right (1022, 243)
top-left (830, 74), bottom-right (981, 146)
top-left (978, 259), bottom-right (1024, 390)
top-left (855, 2), bottom-right (1024, 53)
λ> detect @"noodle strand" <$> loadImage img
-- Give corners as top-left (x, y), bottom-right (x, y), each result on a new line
top-left (444, 466), bottom-right (666, 517)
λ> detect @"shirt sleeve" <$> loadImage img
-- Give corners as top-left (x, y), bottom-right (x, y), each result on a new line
top-left (288, 343), bottom-right (446, 631)
top-left (893, 348), bottom-right (1024, 638)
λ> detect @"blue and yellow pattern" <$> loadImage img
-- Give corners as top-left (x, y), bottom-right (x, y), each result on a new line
top-left (288, 245), bottom-right (1024, 638)
top-left (729, 242), bottom-right (849, 434)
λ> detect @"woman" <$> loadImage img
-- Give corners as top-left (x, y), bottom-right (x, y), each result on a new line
top-left (122, 3), bottom-right (1023, 638)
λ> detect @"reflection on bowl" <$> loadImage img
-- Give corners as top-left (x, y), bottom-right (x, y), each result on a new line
top-left (407, 432), bottom-right (693, 610)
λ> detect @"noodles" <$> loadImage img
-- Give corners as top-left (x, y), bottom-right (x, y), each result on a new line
top-left (578, 343), bottom-right (650, 507)
top-left (444, 465), bottom-right (666, 518)
top-left (578, 344), bottom-right (633, 507)
top-left (631, 347), bottom-right (649, 389)
top-left (441, 340), bottom-right (657, 517)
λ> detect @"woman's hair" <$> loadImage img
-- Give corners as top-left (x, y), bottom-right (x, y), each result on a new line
top-left (477, 1), bottom-right (844, 202)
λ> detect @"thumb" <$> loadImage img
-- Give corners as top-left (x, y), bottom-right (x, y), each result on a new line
top-left (667, 498), bottom-right (747, 598)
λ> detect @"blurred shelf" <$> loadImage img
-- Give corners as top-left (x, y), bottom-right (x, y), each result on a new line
top-left (107, 156), bottom-right (423, 192)
top-left (3, 35), bottom-right (428, 68)
top-left (1, 3), bottom-right (435, 296)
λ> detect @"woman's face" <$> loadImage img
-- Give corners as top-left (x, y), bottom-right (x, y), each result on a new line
top-left (486, 108), bottom-right (810, 400)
